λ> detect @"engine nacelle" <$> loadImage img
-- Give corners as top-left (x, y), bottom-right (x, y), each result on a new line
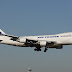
top-left (17, 38), bottom-right (26, 43)
top-left (56, 45), bottom-right (63, 49)
top-left (39, 41), bottom-right (48, 46)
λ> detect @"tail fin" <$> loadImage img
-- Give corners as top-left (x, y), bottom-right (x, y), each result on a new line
top-left (0, 29), bottom-right (6, 35)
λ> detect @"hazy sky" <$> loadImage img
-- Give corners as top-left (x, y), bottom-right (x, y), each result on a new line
top-left (0, 0), bottom-right (72, 72)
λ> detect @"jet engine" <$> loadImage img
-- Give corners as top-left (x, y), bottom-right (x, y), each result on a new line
top-left (56, 45), bottom-right (63, 49)
top-left (17, 38), bottom-right (26, 43)
top-left (39, 41), bottom-right (48, 46)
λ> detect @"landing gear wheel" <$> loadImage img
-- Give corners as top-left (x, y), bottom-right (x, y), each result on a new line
top-left (34, 48), bottom-right (41, 51)
top-left (34, 49), bottom-right (37, 51)
top-left (44, 50), bottom-right (46, 52)
top-left (44, 47), bottom-right (48, 52)
top-left (39, 49), bottom-right (41, 51)
top-left (37, 49), bottom-right (41, 51)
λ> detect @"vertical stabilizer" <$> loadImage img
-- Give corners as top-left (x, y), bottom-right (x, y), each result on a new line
top-left (0, 29), bottom-right (6, 34)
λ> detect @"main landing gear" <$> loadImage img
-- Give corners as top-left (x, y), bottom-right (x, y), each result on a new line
top-left (34, 48), bottom-right (41, 51)
top-left (34, 47), bottom-right (48, 52)
top-left (34, 45), bottom-right (41, 51)
top-left (44, 47), bottom-right (48, 52)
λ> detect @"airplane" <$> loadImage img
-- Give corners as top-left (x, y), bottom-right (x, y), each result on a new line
top-left (0, 29), bottom-right (72, 52)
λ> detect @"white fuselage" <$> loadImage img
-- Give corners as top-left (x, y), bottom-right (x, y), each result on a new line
top-left (0, 36), bottom-right (24, 46)
top-left (0, 32), bottom-right (72, 47)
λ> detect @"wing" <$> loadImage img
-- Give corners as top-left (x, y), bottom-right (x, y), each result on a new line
top-left (24, 39), bottom-right (56, 47)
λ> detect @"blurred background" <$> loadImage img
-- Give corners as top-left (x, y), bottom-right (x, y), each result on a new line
top-left (0, 0), bottom-right (72, 72)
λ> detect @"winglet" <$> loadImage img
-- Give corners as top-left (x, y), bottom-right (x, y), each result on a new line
top-left (0, 29), bottom-right (6, 35)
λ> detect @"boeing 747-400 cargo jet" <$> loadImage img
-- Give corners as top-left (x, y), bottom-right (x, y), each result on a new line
top-left (0, 29), bottom-right (72, 52)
